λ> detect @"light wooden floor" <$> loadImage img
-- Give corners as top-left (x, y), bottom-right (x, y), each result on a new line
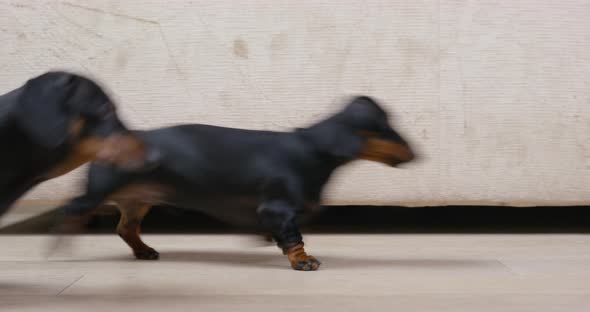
top-left (1, 234), bottom-right (589, 311)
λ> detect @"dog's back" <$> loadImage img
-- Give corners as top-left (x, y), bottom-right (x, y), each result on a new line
top-left (132, 124), bottom-right (300, 188)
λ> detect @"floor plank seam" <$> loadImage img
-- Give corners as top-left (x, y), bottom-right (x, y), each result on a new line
top-left (497, 259), bottom-right (520, 275)
top-left (56, 275), bottom-right (84, 296)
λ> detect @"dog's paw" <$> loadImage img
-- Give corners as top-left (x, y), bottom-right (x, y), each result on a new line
top-left (287, 244), bottom-right (321, 271)
top-left (291, 256), bottom-right (321, 271)
top-left (134, 248), bottom-right (160, 260)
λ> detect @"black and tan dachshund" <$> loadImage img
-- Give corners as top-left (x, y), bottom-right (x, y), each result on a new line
top-left (0, 71), bottom-right (159, 217)
top-left (57, 96), bottom-right (415, 271)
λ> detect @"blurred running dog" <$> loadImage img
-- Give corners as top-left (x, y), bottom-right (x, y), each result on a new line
top-left (0, 71), bottom-right (159, 217)
top-left (56, 96), bottom-right (415, 271)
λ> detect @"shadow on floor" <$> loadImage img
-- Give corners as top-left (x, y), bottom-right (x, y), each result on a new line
top-left (2, 205), bottom-right (589, 234)
top-left (52, 249), bottom-right (500, 270)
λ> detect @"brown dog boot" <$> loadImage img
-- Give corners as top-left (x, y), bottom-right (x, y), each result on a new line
top-left (285, 243), bottom-right (321, 271)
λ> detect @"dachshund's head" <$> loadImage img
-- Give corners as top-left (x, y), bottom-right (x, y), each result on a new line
top-left (15, 71), bottom-right (159, 170)
top-left (306, 96), bottom-right (415, 167)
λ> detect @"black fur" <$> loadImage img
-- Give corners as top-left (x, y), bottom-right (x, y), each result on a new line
top-left (0, 71), bottom-right (157, 217)
top-left (59, 96), bottom-right (415, 253)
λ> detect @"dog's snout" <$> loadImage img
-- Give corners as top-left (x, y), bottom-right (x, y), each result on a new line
top-left (399, 143), bottom-right (415, 162)
top-left (387, 143), bottom-right (415, 167)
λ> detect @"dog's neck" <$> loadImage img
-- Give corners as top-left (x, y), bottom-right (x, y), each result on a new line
top-left (294, 122), bottom-right (357, 167)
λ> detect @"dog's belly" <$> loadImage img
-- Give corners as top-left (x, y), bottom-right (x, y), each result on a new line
top-left (172, 194), bottom-right (262, 228)
top-left (112, 179), bottom-right (323, 229)
top-left (169, 193), bottom-right (322, 229)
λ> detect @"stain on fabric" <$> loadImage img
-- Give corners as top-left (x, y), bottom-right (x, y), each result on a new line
top-left (233, 38), bottom-right (248, 59)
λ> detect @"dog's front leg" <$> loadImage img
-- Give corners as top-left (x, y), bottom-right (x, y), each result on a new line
top-left (257, 199), bottom-right (321, 271)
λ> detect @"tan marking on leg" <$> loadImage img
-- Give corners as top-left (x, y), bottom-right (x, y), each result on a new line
top-left (109, 183), bottom-right (171, 204)
top-left (109, 183), bottom-right (171, 260)
top-left (116, 202), bottom-right (158, 260)
top-left (286, 243), bottom-right (321, 271)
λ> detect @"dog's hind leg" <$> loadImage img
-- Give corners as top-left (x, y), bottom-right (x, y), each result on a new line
top-left (53, 163), bottom-right (137, 233)
top-left (52, 190), bottom-right (113, 234)
top-left (44, 193), bottom-right (109, 258)
top-left (115, 201), bottom-right (158, 260)
top-left (46, 166), bottom-right (130, 257)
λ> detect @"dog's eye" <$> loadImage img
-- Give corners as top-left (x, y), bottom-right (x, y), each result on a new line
top-left (87, 102), bottom-right (115, 120)
top-left (56, 75), bottom-right (76, 88)
top-left (100, 104), bottom-right (116, 119)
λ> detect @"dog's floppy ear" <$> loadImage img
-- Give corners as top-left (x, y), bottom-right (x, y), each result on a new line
top-left (310, 125), bottom-right (364, 159)
top-left (330, 128), bottom-right (364, 159)
top-left (16, 73), bottom-right (74, 149)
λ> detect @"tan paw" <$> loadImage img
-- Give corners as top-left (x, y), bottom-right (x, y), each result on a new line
top-left (287, 244), bottom-right (321, 271)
